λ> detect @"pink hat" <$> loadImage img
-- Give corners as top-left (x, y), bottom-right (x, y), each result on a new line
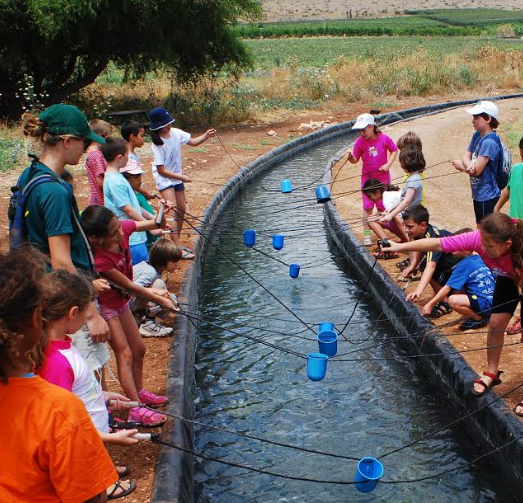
top-left (120, 159), bottom-right (144, 175)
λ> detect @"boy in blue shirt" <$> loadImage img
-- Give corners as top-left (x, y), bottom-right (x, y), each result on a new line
top-left (421, 229), bottom-right (494, 330)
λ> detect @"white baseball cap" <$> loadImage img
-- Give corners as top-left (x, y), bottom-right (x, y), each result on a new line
top-left (352, 113), bottom-right (376, 130)
top-left (466, 100), bottom-right (499, 120)
top-left (120, 158), bottom-right (145, 175)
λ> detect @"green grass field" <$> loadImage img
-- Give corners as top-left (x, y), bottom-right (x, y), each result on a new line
top-left (244, 36), bottom-right (523, 70)
top-left (237, 9), bottom-right (523, 38)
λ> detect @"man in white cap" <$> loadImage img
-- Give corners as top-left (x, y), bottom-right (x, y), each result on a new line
top-left (451, 100), bottom-right (502, 226)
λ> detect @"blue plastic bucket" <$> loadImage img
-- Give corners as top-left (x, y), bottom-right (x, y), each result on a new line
top-left (307, 353), bottom-right (328, 381)
top-left (317, 330), bottom-right (338, 357)
top-left (243, 230), bottom-right (256, 247)
top-left (354, 457), bottom-right (384, 493)
top-left (272, 235), bottom-right (284, 250)
top-left (316, 184), bottom-right (331, 203)
top-left (281, 179), bottom-right (293, 193)
top-left (318, 322), bottom-right (334, 334)
top-left (289, 263), bottom-right (300, 278)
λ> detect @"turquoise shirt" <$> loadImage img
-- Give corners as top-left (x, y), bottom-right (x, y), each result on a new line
top-left (17, 161), bottom-right (91, 271)
top-left (508, 162), bottom-right (523, 219)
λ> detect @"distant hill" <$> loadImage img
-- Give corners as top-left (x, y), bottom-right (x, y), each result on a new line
top-left (260, 0), bottom-right (523, 22)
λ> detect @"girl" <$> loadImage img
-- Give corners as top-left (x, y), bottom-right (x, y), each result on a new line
top-left (37, 270), bottom-right (138, 500)
top-left (0, 250), bottom-right (117, 502)
top-left (148, 106), bottom-right (215, 258)
top-left (451, 100), bottom-right (502, 226)
top-left (348, 113), bottom-right (398, 247)
top-left (361, 179), bottom-right (407, 255)
top-left (85, 119), bottom-right (112, 205)
top-left (81, 205), bottom-right (177, 427)
top-left (385, 213), bottom-right (523, 407)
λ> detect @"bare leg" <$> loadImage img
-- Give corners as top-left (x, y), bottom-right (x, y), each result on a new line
top-left (448, 294), bottom-right (482, 320)
top-left (174, 189), bottom-right (187, 245)
top-left (119, 308), bottom-right (146, 393)
top-left (160, 187), bottom-right (178, 244)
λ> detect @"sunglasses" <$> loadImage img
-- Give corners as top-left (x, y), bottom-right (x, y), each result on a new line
top-left (61, 135), bottom-right (92, 151)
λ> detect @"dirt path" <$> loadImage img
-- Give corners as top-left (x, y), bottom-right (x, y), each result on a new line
top-left (2, 96), bottom-right (522, 502)
top-left (332, 97), bottom-right (523, 423)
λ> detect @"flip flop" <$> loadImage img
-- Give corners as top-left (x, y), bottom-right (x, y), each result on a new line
top-left (181, 246), bottom-right (195, 260)
top-left (471, 370), bottom-right (503, 397)
top-left (107, 480), bottom-right (136, 500)
top-left (514, 401), bottom-right (523, 417)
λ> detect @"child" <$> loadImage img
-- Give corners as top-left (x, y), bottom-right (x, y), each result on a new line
top-left (37, 270), bottom-right (138, 499)
top-left (421, 229), bottom-right (494, 330)
top-left (0, 250), bottom-right (117, 502)
top-left (397, 131), bottom-right (426, 206)
top-left (347, 113), bottom-right (398, 246)
top-left (361, 179), bottom-right (407, 253)
top-left (81, 205), bottom-right (177, 426)
top-left (398, 205), bottom-right (462, 317)
top-left (451, 100), bottom-right (502, 225)
top-left (375, 145), bottom-right (425, 258)
top-left (101, 137), bottom-right (154, 265)
top-left (85, 119), bottom-right (112, 205)
top-left (133, 238), bottom-right (182, 337)
top-left (121, 120), bottom-right (155, 200)
top-left (148, 106), bottom-right (216, 258)
top-left (386, 213), bottom-right (523, 403)
top-left (495, 135), bottom-right (523, 334)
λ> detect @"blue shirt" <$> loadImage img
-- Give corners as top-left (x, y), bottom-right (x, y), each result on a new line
top-left (467, 131), bottom-right (501, 202)
top-left (103, 172), bottom-right (146, 246)
top-left (446, 254), bottom-right (494, 303)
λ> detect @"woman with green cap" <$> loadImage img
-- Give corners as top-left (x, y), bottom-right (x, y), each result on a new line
top-left (19, 104), bottom-right (111, 368)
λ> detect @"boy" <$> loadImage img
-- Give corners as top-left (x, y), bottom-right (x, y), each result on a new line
top-left (121, 120), bottom-right (155, 200)
top-left (421, 230), bottom-right (494, 330)
top-left (400, 205), bottom-right (462, 317)
top-left (101, 138), bottom-right (155, 265)
top-left (132, 238), bottom-right (182, 337)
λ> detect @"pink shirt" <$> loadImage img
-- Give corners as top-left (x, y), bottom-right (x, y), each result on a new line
top-left (440, 230), bottom-right (513, 278)
top-left (85, 150), bottom-right (107, 205)
top-left (38, 337), bottom-right (109, 432)
top-left (94, 219), bottom-right (136, 310)
top-left (353, 133), bottom-right (397, 184)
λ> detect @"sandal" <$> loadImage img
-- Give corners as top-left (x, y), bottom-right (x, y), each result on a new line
top-left (426, 301), bottom-right (452, 319)
top-left (472, 370), bottom-right (503, 397)
top-left (513, 401), bottom-right (523, 417)
top-left (373, 250), bottom-right (399, 260)
top-left (108, 480), bottom-right (136, 500)
top-left (116, 466), bottom-right (130, 479)
top-left (506, 316), bottom-right (521, 335)
top-left (396, 257), bottom-right (411, 270)
top-left (181, 246), bottom-right (195, 260)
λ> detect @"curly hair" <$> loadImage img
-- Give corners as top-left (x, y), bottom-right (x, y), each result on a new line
top-left (0, 250), bottom-right (45, 384)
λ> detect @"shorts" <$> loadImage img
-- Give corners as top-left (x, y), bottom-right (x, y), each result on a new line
top-left (70, 324), bottom-right (111, 373)
top-left (467, 293), bottom-right (492, 318)
top-left (432, 266), bottom-right (454, 287)
top-left (362, 192), bottom-right (385, 212)
top-left (473, 197), bottom-right (499, 224)
top-left (492, 275), bottom-right (521, 315)
top-left (129, 242), bottom-right (149, 265)
top-left (160, 183), bottom-right (185, 192)
top-left (381, 219), bottom-right (403, 239)
top-left (100, 300), bottom-right (131, 321)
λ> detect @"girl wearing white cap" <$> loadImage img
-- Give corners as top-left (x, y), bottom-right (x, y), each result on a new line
top-left (347, 113), bottom-right (398, 246)
top-left (451, 100), bottom-right (502, 226)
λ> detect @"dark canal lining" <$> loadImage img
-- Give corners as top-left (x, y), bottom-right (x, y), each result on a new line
top-left (193, 137), bottom-right (515, 502)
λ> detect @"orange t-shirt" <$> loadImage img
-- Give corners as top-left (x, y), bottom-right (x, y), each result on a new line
top-left (0, 376), bottom-right (117, 503)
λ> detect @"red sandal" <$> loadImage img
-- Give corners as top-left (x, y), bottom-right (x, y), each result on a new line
top-left (471, 370), bottom-right (503, 397)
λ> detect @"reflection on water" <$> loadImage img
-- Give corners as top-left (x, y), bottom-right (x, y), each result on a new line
top-left (194, 139), bottom-right (515, 502)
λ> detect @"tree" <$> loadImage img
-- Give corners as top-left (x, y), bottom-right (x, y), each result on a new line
top-left (0, 0), bottom-right (262, 118)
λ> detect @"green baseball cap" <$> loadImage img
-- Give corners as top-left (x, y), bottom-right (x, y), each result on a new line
top-left (39, 104), bottom-right (105, 144)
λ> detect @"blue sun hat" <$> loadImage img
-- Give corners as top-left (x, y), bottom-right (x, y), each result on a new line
top-left (148, 107), bottom-right (175, 131)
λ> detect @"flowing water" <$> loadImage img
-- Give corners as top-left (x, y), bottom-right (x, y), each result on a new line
top-left (192, 136), bottom-right (515, 502)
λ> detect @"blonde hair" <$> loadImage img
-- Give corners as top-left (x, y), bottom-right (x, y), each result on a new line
top-left (22, 113), bottom-right (61, 146)
top-left (89, 119), bottom-right (112, 139)
top-left (397, 131), bottom-right (422, 151)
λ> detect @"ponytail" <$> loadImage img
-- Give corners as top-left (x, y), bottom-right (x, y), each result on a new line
top-left (150, 129), bottom-right (164, 146)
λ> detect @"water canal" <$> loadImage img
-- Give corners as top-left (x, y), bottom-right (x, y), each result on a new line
top-left (192, 136), bottom-right (515, 502)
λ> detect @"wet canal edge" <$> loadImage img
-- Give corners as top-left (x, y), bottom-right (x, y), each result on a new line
top-left (151, 94), bottom-right (523, 503)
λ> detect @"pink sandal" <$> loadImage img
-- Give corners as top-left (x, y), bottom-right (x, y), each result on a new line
top-left (129, 406), bottom-right (167, 427)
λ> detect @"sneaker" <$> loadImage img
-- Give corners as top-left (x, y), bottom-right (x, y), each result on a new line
top-left (459, 317), bottom-right (488, 331)
top-left (138, 389), bottom-right (169, 407)
top-left (363, 235), bottom-right (372, 247)
top-left (129, 406), bottom-right (167, 427)
top-left (139, 319), bottom-right (173, 338)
